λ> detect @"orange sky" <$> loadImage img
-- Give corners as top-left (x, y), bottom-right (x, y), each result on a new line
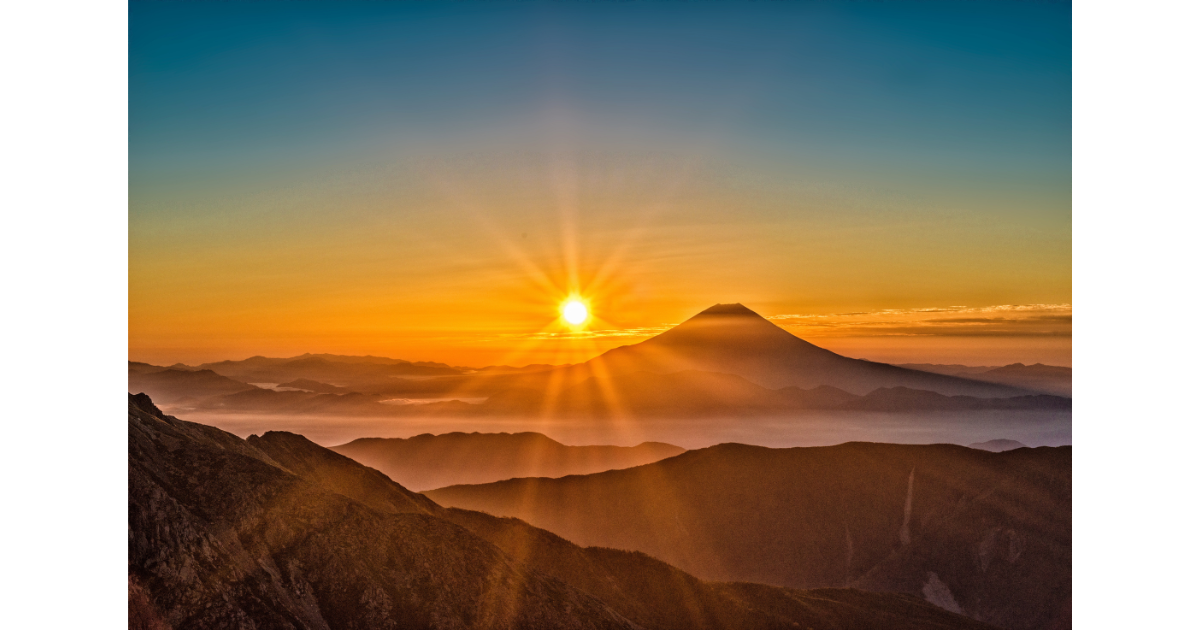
top-left (129, 161), bottom-right (1072, 370)
top-left (129, 5), bottom-right (1070, 369)
top-left (129, 152), bottom-right (1070, 369)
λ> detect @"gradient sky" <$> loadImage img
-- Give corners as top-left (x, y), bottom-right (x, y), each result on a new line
top-left (129, 0), bottom-right (1071, 367)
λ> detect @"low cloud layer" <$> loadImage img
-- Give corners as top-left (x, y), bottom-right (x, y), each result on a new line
top-left (765, 304), bottom-right (1072, 338)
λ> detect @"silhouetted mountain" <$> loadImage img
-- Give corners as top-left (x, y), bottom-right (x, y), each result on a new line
top-left (900, 363), bottom-right (1071, 397)
top-left (482, 371), bottom-right (1069, 417)
top-left (128, 368), bottom-right (258, 403)
top-left (472, 363), bottom-right (562, 374)
top-left (427, 442), bottom-right (1071, 630)
top-left (130, 393), bottom-right (998, 630)
top-left (168, 371), bottom-right (1070, 419)
top-left (188, 354), bottom-right (464, 385)
top-left (559, 304), bottom-right (1032, 397)
top-left (898, 363), bottom-right (994, 376)
top-left (277, 378), bottom-right (357, 394)
top-left (137, 306), bottom-right (1068, 415)
top-left (332, 432), bottom-right (684, 491)
top-left (842, 387), bottom-right (1071, 412)
top-left (969, 439), bottom-right (1029, 452)
top-left (128, 361), bottom-right (166, 374)
top-left (189, 387), bottom-right (476, 416)
top-left (977, 364), bottom-right (1071, 397)
top-left (167, 368), bottom-right (1068, 418)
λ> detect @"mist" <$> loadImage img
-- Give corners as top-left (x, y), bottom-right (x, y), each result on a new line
top-left (176, 408), bottom-right (1071, 451)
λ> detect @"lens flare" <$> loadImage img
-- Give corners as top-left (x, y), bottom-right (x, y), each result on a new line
top-left (562, 300), bottom-right (589, 325)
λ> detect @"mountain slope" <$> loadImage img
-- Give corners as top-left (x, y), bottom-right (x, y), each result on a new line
top-left (969, 439), bottom-right (1029, 452)
top-left (482, 371), bottom-right (1069, 417)
top-left (427, 442), bottom-right (1071, 630)
top-left (130, 393), bottom-right (998, 630)
top-left (333, 432), bottom-right (684, 491)
top-left (190, 354), bottom-right (463, 385)
top-left (900, 363), bottom-right (1072, 397)
top-left (565, 304), bottom-right (1032, 397)
top-left (128, 367), bottom-right (258, 403)
top-left (129, 393), bottom-right (637, 630)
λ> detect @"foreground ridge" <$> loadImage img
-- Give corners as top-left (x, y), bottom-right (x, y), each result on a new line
top-left (128, 392), bottom-right (999, 630)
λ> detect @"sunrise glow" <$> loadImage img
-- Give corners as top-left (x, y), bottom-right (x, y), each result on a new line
top-left (562, 299), bottom-right (589, 326)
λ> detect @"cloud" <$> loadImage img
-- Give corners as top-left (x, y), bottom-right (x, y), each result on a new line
top-left (497, 326), bottom-right (675, 341)
top-left (493, 303), bottom-right (1072, 345)
top-left (765, 304), bottom-right (1072, 338)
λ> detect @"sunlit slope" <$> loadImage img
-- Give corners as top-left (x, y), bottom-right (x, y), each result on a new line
top-left (426, 442), bottom-right (1071, 630)
top-left (332, 432), bottom-right (684, 491)
top-left (129, 393), bottom-right (1000, 630)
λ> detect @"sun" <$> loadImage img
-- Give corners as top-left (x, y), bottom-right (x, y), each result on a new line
top-left (561, 299), bottom-right (589, 326)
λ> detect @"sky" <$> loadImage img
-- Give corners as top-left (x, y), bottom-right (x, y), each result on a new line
top-left (129, 0), bottom-right (1071, 368)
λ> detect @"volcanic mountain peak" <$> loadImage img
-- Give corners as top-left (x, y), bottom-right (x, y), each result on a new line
top-left (580, 303), bottom-right (1034, 397)
top-left (696, 303), bottom-right (761, 316)
top-left (653, 302), bottom-right (815, 346)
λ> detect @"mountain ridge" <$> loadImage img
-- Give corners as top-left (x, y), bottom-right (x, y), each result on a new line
top-left (129, 392), bottom-right (999, 630)
top-left (426, 440), bottom-right (1071, 630)
top-left (331, 432), bottom-right (685, 490)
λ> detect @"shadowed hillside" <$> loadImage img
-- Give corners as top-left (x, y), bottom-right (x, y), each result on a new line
top-left (901, 363), bottom-right (1071, 397)
top-left (427, 442), bottom-right (1071, 630)
top-left (127, 365), bottom-right (258, 403)
top-left (333, 432), bottom-right (684, 490)
top-left (969, 439), bottom-right (1029, 452)
top-left (129, 392), bottom-right (999, 630)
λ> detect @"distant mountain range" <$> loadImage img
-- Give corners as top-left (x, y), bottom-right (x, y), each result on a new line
top-left (129, 393), bottom-right (998, 630)
top-left (331, 432), bottom-right (684, 490)
top-left (165, 353), bottom-right (465, 384)
top-left (165, 373), bottom-right (1068, 418)
top-left (900, 363), bottom-right (1071, 397)
top-left (969, 439), bottom-right (1029, 452)
top-left (127, 366), bottom-right (258, 403)
top-left (132, 366), bottom-right (1069, 419)
top-left (130, 304), bottom-right (1071, 418)
top-left (427, 442), bottom-right (1071, 630)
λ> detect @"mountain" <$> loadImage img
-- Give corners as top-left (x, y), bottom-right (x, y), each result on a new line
top-left (160, 367), bottom-right (1068, 418)
top-left (332, 432), bottom-right (684, 491)
top-left (128, 367), bottom-right (258, 403)
top-left (563, 304), bottom-right (1033, 397)
top-left (129, 392), bottom-right (998, 630)
top-left (483, 370), bottom-right (1069, 418)
top-left (133, 305), bottom-right (1066, 416)
top-left (175, 370), bottom-right (1068, 419)
top-left (900, 363), bottom-right (1071, 397)
top-left (427, 442), bottom-right (1071, 630)
top-left (975, 364), bottom-right (1071, 397)
top-left (841, 387), bottom-right (1070, 412)
top-left (129, 394), bottom-right (629, 629)
top-left (899, 364), bottom-right (995, 376)
top-left (969, 439), bottom-right (1029, 452)
top-left (276, 378), bottom-right (357, 394)
top-left (128, 360), bottom-right (166, 374)
top-left (183, 354), bottom-right (464, 386)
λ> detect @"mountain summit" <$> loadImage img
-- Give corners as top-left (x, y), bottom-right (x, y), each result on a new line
top-left (580, 304), bottom-right (1028, 397)
top-left (695, 303), bottom-right (761, 316)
